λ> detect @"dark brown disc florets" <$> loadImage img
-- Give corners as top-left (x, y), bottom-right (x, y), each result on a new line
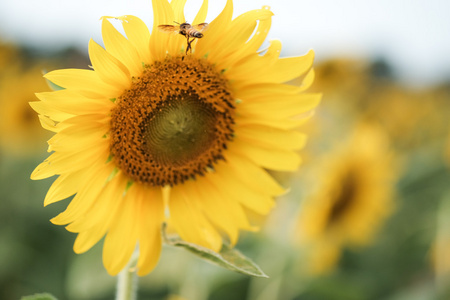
top-left (110, 56), bottom-right (235, 186)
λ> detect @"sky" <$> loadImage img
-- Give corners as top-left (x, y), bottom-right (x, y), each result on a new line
top-left (0, 0), bottom-right (449, 87)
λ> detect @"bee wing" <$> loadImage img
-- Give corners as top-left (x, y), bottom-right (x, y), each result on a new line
top-left (158, 25), bottom-right (180, 34)
top-left (193, 23), bottom-right (208, 32)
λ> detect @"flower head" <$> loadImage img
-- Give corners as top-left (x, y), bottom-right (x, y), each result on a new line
top-left (31, 0), bottom-right (319, 276)
top-left (296, 123), bottom-right (395, 275)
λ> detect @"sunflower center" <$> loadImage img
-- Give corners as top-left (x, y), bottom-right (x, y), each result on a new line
top-left (143, 93), bottom-right (217, 167)
top-left (328, 171), bottom-right (358, 225)
top-left (110, 56), bottom-right (235, 187)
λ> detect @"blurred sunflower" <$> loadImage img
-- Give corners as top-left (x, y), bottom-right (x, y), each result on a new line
top-left (309, 59), bottom-right (369, 94)
top-left (365, 84), bottom-right (447, 151)
top-left (296, 123), bottom-right (395, 275)
top-left (307, 58), bottom-right (371, 112)
top-left (0, 42), bottom-right (20, 73)
top-left (31, 0), bottom-right (319, 276)
top-left (0, 67), bottom-right (51, 156)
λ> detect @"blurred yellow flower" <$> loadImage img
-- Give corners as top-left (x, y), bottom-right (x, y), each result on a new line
top-left (365, 84), bottom-right (448, 151)
top-left (307, 58), bottom-right (371, 112)
top-left (0, 67), bottom-right (51, 156)
top-left (0, 42), bottom-right (20, 72)
top-left (296, 123), bottom-right (395, 275)
top-left (30, 0), bottom-right (319, 276)
top-left (310, 59), bottom-right (370, 94)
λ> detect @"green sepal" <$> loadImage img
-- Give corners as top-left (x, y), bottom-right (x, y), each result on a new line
top-left (162, 224), bottom-right (268, 278)
top-left (125, 180), bottom-right (134, 192)
top-left (105, 154), bottom-right (113, 163)
top-left (21, 293), bottom-right (58, 300)
top-left (106, 167), bottom-right (120, 183)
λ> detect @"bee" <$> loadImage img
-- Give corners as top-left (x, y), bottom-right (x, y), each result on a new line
top-left (158, 22), bottom-right (208, 55)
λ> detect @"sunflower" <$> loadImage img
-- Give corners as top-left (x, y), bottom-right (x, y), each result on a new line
top-left (0, 67), bottom-right (52, 156)
top-left (296, 123), bottom-right (395, 275)
top-left (364, 83), bottom-right (449, 151)
top-left (31, 0), bottom-right (319, 276)
top-left (0, 42), bottom-right (20, 73)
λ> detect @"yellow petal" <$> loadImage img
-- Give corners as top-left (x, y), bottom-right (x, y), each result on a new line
top-left (207, 8), bottom-right (273, 67)
top-left (235, 6), bottom-right (272, 58)
top-left (31, 142), bottom-right (109, 180)
top-left (169, 181), bottom-right (222, 252)
top-left (44, 69), bottom-right (121, 99)
top-left (89, 39), bottom-right (131, 89)
top-left (29, 101), bottom-right (74, 122)
top-left (299, 68), bottom-right (315, 92)
top-left (120, 16), bottom-right (152, 64)
top-left (191, 176), bottom-right (250, 245)
top-left (235, 113), bottom-right (311, 130)
top-left (169, 0), bottom-right (187, 54)
top-left (211, 161), bottom-right (275, 215)
top-left (71, 176), bottom-right (146, 257)
top-left (50, 162), bottom-right (115, 225)
top-left (224, 150), bottom-right (285, 196)
top-left (234, 82), bottom-right (305, 100)
top-left (46, 115), bottom-right (108, 138)
top-left (204, 170), bottom-right (256, 228)
top-left (37, 115), bottom-right (58, 133)
top-left (150, 0), bottom-right (176, 60)
top-left (236, 124), bottom-right (307, 151)
top-left (195, 0), bottom-right (233, 57)
top-left (202, 173), bottom-right (256, 235)
top-left (136, 186), bottom-right (164, 276)
top-left (171, 0), bottom-right (186, 22)
top-left (217, 12), bottom-right (272, 69)
top-left (237, 93), bottom-right (321, 119)
top-left (103, 187), bottom-right (139, 275)
top-left (47, 121), bottom-right (109, 152)
top-left (101, 19), bottom-right (143, 77)
top-left (61, 112), bottom-right (110, 126)
top-left (229, 138), bottom-right (301, 171)
top-left (44, 169), bottom-right (87, 206)
top-left (65, 172), bottom-right (127, 232)
top-left (73, 223), bottom-right (108, 254)
top-left (225, 40), bottom-right (281, 81)
top-left (192, 0), bottom-right (208, 25)
top-left (35, 90), bottom-right (113, 116)
top-left (259, 50), bottom-right (315, 83)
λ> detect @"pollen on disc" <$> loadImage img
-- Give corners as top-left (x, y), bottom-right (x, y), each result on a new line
top-left (110, 56), bottom-right (235, 187)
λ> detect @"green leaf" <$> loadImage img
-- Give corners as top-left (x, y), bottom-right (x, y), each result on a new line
top-left (162, 224), bottom-right (268, 278)
top-left (21, 293), bottom-right (58, 300)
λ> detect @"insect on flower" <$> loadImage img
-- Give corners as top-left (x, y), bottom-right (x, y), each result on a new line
top-left (158, 22), bottom-right (208, 54)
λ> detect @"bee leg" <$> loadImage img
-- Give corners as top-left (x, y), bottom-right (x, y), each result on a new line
top-left (184, 37), bottom-right (189, 55)
top-left (186, 37), bottom-right (193, 55)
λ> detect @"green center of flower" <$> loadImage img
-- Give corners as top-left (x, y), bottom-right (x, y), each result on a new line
top-left (143, 93), bottom-right (217, 167)
top-left (110, 56), bottom-right (235, 186)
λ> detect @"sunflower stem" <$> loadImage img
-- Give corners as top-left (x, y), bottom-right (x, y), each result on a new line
top-left (116, 252), bottom-right (139, 300)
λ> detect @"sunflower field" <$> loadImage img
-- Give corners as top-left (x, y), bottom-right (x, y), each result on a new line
top-left (0, 1), bottom-right (449, 300)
